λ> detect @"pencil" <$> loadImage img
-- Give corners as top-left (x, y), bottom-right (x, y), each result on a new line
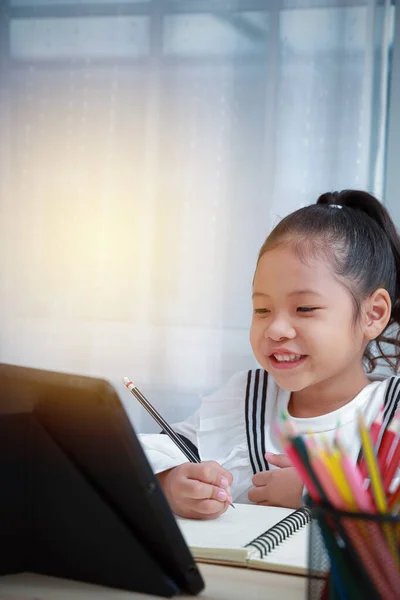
top-left (123, 377), bottom-right (235, 508)
top-left (358, 413), bottom-right (387, 512)
top-left (382, 412), bottom-right (400, 492)
top-left (377, 411), bottom-right (399, 475)
top-left (336, 441), bottom-right (374, 513)
top-left (321, 447), bottom-right (356, 510)
top-left (123, 377), bottom-right (200, 463)
top-left (358, 413), bottom-right (399, 563)
top-left (388, 482), bottom-right (400, 513)
top-left (359, 407), bottom-right (382, 478)
top-left (383, 437), bottom-right (400, 493)
top-left (308, 449), bottom-right (344, 509)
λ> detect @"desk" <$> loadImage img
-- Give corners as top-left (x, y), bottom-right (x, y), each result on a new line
top-left (0, 565), bottom-right (306, 600)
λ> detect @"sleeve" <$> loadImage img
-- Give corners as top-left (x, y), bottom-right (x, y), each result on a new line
top-left (138, 410), bottom-right (200, 475)
top-left (197, 371), bottom-right (250, 501)
top-left (138, 370), bottom-right (250, 498)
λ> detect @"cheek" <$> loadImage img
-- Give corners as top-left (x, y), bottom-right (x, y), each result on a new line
top-left (250, 326), bottom-right (271, 363)
top-left (250, 320), bottom-right (265, 347)
top-left (303, 319), bottom-right (357, 354)
top-left (249, 322), bottom-right (258, 348)
top-left (295, 321), bottom-right (315, 339)
top-left (296, 321), bottom-right (331, 353)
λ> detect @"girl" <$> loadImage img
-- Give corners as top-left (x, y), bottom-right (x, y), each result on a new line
top-left (139, 190), bottom-right (400, 520)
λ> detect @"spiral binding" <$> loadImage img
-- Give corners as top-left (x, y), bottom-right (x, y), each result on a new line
top-left (244, 507), bottom-right (311, 558)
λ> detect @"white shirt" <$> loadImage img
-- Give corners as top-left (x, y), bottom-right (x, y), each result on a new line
top-left (138, 370), bottom-right (400, 503)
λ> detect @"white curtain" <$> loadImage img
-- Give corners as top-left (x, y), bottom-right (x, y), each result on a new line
top-left (0, 0), bottom-right (395, 431)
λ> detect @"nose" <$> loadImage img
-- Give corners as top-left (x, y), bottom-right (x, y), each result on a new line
top-left (264, 314), bottom-right (296, 341)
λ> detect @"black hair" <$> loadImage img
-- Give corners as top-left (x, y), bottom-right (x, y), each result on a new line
top-left (257, 190), bottom-right (400, 373)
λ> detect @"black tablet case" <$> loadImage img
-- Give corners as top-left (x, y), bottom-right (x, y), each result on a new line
top-left (0, 363), bottom-right (204, 597)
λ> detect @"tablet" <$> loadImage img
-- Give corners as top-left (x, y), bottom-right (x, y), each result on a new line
top-left (0, 363), bottom-right (204, 597)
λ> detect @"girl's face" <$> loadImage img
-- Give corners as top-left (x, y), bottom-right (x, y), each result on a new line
top-left (250, 244), bottom-right (367, 392)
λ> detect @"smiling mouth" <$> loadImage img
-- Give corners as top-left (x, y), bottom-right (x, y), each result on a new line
top-left (269, 354), bottom-right (308, 368)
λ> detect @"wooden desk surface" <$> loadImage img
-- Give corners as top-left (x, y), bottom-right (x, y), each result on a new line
top-left (0, 565), bottom-right (306, 600)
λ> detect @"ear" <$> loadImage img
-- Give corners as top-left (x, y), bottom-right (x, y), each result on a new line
top-left (362, 288), bottom-right (391, 341)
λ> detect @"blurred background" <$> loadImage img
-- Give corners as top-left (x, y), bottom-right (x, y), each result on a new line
top-left (0, 0), bottom-right (399, 431)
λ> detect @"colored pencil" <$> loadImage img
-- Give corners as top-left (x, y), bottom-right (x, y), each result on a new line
top-left (277, 411), bottom-right (400, 598)
top-left (336, 440), bottom-right (375, 513)
top-left (388, 482), bottom-right (400, 512)
top-left (358, 413), bottom-right (388, 513)
top-left (321, 447), bottom-right (356, 510)
top-left (359, 407), bottom-right (383, 479)
top-left (383, 437), bottom-right (400, 493)
top-left (358, 413), bottom-right (399, 565)
top-left (377, 411), bottom-right (399, 476)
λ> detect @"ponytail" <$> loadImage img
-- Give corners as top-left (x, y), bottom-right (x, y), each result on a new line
top-left (318, 190), bottom-right (400, 372)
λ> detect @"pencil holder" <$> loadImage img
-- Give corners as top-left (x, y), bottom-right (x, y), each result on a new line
top-left (306, 501), bottom-right (400, 600)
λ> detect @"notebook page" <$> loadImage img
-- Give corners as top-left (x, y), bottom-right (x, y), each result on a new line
top-left (176, 504), bottom-right (297, 564)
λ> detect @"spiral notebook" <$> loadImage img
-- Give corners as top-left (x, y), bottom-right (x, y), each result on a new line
top-left (176, 503), bottom-right (311, 576)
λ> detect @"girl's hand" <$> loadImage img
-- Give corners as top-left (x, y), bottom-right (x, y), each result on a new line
top-left (157, 461), bottom-right (233, 520)
top-left (247, 453), bottom-right (304, 509)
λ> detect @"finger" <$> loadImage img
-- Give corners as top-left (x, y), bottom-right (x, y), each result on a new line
top-left (248, 485), bottom-right (270, 504)
top-left (203, 462), bottom-right (233, 488)
top-left (252, 471), bottom-right (273, 486)
top-left (184, 479), bottom-right (232, 503)
top-left (265, 452), bottom-right (292, 468)
top-left (191, 498), bottom-right (230, 517)
top-left (186, 462), bottom-right (233, 488)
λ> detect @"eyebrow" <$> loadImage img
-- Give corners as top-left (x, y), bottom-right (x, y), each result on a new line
top-left (252, 289), bottom-right (324, 299)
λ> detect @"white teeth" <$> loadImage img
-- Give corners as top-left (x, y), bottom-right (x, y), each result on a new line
top-left (273, 353), bottom-right (302, 362)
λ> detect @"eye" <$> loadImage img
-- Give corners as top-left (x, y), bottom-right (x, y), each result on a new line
top-left (297, 306), bottom-right (317, 313)
top-left (254, 308), bottom-right (270, 315)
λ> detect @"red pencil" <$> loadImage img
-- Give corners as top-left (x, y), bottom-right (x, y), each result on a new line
top-left (378, 411), bottom-right (400, 476)
top-left (388, 482), bottom-right (400, 513)
top-left (382, 413), bottom-right (400, 492)
top-left (383, 441), bottom-right (400, 493)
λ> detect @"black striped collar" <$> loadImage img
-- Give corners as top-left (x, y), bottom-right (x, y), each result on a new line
top-left (245, 369), bottom-right (269, 475)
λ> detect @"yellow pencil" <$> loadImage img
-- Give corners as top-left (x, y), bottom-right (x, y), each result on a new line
top-left (358, 413), bottom-right (387, 512)
top-left (358, 413), bottom-right (399, 564)
top-left (320, 448), bottom-right (356, 510)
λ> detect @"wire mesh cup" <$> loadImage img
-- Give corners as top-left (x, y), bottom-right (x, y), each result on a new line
top-left (307, 501), bottom-right (400, 600)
